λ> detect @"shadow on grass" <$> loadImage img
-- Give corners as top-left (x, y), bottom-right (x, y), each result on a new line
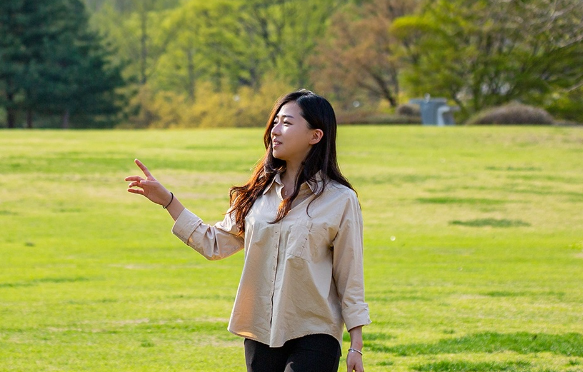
top-left (355, 174), bottom-right (444, 186)
top-left (0, 276), bottom-right (92, 288)
top-left (483, 290), bottom-right (565, 299)
top-left (367, 294), bottom-right (433, 303)
top-left (449, 218), bottom-right (531, 228)
top-left (412, 360), bottom-right (538, 372)
top-left (370, 332), bottom-right (583, 357)
top-left (417, 197), bottom-right (507, 205)
top-left (344, 332), bottom-right (396, 342)
top-left (134, 320), bottom-right (227, 334)
top-left (485, 166), bottom-right (542, 172)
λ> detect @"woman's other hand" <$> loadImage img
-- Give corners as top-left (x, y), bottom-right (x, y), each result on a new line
top-left (347, 326), bottom-right (364, 372)
top-left (347, 351), bottom-right (364, 372)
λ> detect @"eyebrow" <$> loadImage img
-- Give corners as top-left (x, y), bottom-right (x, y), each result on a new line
top-left (276, 114), bottom-right (294, 119)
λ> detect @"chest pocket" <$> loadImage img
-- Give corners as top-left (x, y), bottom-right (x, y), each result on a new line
top-left (285, 218), bottom-right (332, 261)
top-left (285, 218), bottom-right (312, 260)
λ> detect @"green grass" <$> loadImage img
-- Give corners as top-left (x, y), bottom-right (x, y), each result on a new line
top-left (1, 126), bottom-right (582, 371)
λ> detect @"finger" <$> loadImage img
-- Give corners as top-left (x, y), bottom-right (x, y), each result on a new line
top-left (128, 181), bottom-right (142, 188)
top-left (127, 188), bottom-right (145, 195)
top-left (135, 159), bottom-right (154, 179)
top-left (125, 176), bottom-right (143, 182)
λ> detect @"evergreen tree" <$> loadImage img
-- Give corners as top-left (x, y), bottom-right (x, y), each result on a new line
top-left (0, 0), bottom-right (28, 128)
top-left (0, 0), bottom-right (125, 128)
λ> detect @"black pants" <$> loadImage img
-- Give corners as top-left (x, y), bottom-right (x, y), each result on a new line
top-left (244, 334), bottom-right (341, 372)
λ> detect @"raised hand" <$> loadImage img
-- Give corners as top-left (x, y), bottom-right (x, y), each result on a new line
top-left (125, 159), bottom-right (172, 207)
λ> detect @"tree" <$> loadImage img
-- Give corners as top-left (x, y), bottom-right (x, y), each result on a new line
top-left (311, 0), bottom-right (419, 110)
top-left (175, 0), bottom-right (346, 90)
top-left (0, 0), bottom-right (125, 128)
top-left (88, 0), bottom-right (349, 127)
top-left (47, 28), bottom-right (125, 128)
top-left (392, 0), bottom-right (583, 119)
top-left (0, 0), bottom-right (31, 128)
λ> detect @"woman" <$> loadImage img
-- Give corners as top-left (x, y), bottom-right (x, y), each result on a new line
top-left (125, 90), bottom-right (371, 372)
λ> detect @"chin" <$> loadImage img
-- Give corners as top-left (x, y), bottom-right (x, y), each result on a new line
top-left (272, 151), bottom-right (285, 161)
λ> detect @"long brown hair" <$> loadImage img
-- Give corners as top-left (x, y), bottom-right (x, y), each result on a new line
top-left (229, 89), bottom-right (354, 233)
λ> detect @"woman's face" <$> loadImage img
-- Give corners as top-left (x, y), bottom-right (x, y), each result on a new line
top-left (271, 101), bottom-right (322, 166)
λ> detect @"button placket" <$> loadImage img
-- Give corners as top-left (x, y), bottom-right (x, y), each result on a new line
top-left (269, 222), bottom-right (282, 327)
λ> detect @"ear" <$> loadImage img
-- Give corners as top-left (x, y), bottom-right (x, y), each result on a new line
top-left (309, 129), bottom-right (324, 145)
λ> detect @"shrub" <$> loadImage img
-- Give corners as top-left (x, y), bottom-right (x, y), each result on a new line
top-left (338, 112), bottom-right (421, 125)
top-left (396, 103), bottom-right (421, 117)
top-left (121, 78), bottom-right (293, 128)
top-left (545, 87), bottom-right (583, 124)
top-left (466, 103), bottom-right (554, 125)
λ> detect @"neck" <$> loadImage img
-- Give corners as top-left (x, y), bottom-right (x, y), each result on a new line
top-left (282, 161), bottom-right (301, 186)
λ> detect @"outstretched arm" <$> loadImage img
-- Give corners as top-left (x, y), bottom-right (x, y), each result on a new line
top-left (125, 159), bottom-right (185, 221)
top-left (125, 158), bottom-right (244, 260)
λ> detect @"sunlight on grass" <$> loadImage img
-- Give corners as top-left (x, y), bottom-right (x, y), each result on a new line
top-left (1, 126), bottom-right (582, 371)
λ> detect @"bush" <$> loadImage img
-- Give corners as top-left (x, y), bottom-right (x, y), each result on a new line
top-left (337, 112), bottom-right (421, 125)
top-left (121, 78), bottom-right (293, 128)
top-left (545, 87), bottom-right (583, 124)
top-left (396, 103), bottom-right (421, 117)
top-left (466, 103), bottom-right (554, 125)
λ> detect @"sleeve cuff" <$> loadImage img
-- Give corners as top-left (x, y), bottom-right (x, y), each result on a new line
top-left (171, 208), bottom-right (203, 244)
top-left (343, 303), bottom-right (372, 331)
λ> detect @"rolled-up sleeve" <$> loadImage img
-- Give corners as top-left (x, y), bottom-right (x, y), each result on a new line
top-left (332, 192), bottom-right (372, 331)
top-left (172, 208), bottom-right (244, 260)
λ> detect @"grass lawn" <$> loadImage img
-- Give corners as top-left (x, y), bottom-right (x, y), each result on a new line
top-left (1, 126), bottom-right (582, 371)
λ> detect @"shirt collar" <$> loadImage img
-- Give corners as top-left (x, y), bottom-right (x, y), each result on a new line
top-left (262, 171), bottom-right (325, 195)
top-left (263, 172), bottom-right (281, 195)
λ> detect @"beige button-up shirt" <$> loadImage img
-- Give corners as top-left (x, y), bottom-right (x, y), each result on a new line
top-left (172, 173), bottom-right (371, 347)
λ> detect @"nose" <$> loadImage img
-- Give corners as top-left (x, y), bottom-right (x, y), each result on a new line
top-left (271, 121), bottom-right (282, 136)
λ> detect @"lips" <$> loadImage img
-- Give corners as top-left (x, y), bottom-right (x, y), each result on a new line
top-left (273, 139), bottom-right (282, 148)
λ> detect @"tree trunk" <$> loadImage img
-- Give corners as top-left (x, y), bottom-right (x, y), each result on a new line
top-left (63, 109), bottom-right (70, 129)
top-left (186, 47), bottom-right (195, 102)
top-left (7, 108), bottom-right (16, 129)
top-left (390, 69), bottom-right (400, 107)
top-left (6, 89), bottom-right (16, 128)
top-left (26, 109), bottom-right (33, 128)
top-left (140, 8), bottom-right (148, 85)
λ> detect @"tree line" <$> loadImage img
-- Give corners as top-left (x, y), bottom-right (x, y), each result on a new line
top-left (1, 0), bottom-right (582, 128)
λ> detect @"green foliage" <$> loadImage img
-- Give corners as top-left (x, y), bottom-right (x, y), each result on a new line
top-left (466, 103), bottom-right (554, 125)
top-left (84, 0), bottom-right (181, 13)
top-left (1, 127), bottom-right (583, 370)
top-left (545, 87), bottom-right (583, 124)
top-left (311, 0), bottom-right (420, 110)
top-left (91, 1), bottom-right (342, 105)
top-left (4, 0), bottom-right (583, 128)
top-left (123, 77), bottom-right (293, 128)
top-left (0, 0), bottom-right (126, 128)
top-left (88, 0), bottom-right (351, 127)
top-left (392, 0), bottom-right (583, 121)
